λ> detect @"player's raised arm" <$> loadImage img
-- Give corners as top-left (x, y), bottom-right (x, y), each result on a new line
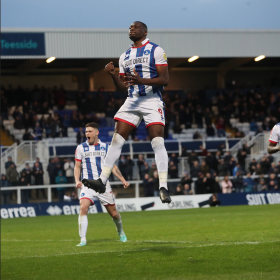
top-left (74, 160), bottom-right (82, 188)
top-left (112, 164), bottom-right (130, 188)
top-left (105, 62), bottom-right (127, 93)
top-left (267, 125), bottom-right (280, 154)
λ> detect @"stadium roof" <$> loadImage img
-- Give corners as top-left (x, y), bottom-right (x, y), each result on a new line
top-left (2, 28), bottom-right (280, 59)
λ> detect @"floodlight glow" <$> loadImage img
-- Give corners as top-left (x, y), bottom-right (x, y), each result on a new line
top-left (188, 56), bottom-right (199, 62)
top-left (254, 55), bottom-right (265, 62)
top-left (46, 57), bottom-right (56, 63)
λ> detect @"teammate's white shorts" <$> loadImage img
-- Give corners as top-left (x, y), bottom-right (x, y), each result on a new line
top-left (79, 184), bottom-right (115, 206)
top-left (114, 97), bottom-right (165, 128)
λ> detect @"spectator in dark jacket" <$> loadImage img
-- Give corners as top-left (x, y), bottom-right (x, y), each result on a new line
top-left (21, 163), bottom-right (32, 185)
top-left (19, 171), bottom-right (30, 203)
top-left (126, 155), bottom-right (134, 180)
top-left (232, 171), bottom-right (244, 192)
top-left (1, 174), bottom-right (10, 205)
top-left (195, 173), bottom-right (205, 194)
top-left (190, 161), bottom-right (201, 178)
top-left (6, 164), bottom-right (19, 186)
top-left (118, 156), bottom-right (128, 180)
top-left (142, 174), bottom-right (154, 197)
top-left (47, 158), bottom-right (57, 185)
top-left (217, 159), bottom-right (228, 176)
top-left (5, 156), bottom-right (16, 170)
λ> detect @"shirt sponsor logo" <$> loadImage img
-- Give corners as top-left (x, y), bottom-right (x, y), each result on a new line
top-left (84, 151), bottom-right (105, 157)
top-left (124, 56), bottom-right (149, 68)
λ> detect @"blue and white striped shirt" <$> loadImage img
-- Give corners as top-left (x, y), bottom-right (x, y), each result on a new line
top-left (75, 140), bottom-right (109, 180)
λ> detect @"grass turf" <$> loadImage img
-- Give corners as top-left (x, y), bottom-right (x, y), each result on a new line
top-left (1, 204), bottom-right (280, 280)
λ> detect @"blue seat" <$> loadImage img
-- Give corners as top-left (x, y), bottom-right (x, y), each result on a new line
top-left (228, 139), bottom-right (240, 148)
top-left (132, 142), bottom-right (153, 153)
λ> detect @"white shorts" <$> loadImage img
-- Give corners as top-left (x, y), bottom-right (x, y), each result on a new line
top-left (79, 184), bottom-right (115, 206)
top-left (114, 97), bottom-right (165, 128)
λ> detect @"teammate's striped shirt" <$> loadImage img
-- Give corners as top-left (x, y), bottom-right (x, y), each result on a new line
top-left (75, 140), bottom-right (109, 180)
top-left (119, 38), bottom-right (168, 99)
top-left (269, 123), bottom-right (280, 144)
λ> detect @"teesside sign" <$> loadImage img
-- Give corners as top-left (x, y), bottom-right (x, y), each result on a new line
top-left (1, 33), bottom-right (45, 56)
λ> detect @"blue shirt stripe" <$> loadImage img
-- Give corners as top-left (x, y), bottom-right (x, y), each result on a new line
top-left (85, 158), bottom-right (94, 179)
top-left (95, 144), bottom-right (102, 177)
top-left (135, 64), bottom-right (146, 96)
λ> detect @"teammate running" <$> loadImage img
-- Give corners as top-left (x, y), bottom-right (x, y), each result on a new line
top-left (82, 21), bottom-right (172, 204)
top-left (268, 123), bottom-right (280, 154)
top-left (75, 122), bottom-right (129, 246)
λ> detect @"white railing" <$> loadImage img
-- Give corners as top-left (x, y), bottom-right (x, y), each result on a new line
top-left (1, 179), bottom-right (184, 205)
top-left (230, 134), bottom-right (251, 157)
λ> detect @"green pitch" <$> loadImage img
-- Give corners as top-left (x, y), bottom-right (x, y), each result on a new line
top-left (1, 205), bottom-right (280, 280)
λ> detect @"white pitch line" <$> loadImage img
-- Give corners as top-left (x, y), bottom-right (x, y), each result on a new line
top-left (1, 239), bottom-right (280, 260)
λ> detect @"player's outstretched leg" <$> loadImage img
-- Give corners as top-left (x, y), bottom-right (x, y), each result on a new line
top-left (151, 137), bottom-right (172, 203)
top-left (82, 133), bottom-right (126, 193)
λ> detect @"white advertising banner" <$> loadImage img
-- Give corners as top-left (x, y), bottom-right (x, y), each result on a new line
top-left (101, 194), bottom-right (212, 213)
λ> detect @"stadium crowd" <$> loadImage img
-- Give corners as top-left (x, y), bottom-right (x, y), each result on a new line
top-left (1, 84), bottom-right (280, 204)
top-left (1, 85), bottom-right (279, 141)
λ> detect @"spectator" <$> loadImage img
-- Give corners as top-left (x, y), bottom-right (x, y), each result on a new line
top-left (228, 157), bottom-right (237, 175)
top-left (217, 159), bottom-right (228, 176)
top-left (199, 145), bottom-right (208, 157)
top-left (14, 116), bottom-right (24, 129)
top-left (180, 171), bottom-right (193, 187)
top-left (33, 157), bottom-right (43, 170)
top-left (149, 162), bottom-right (157, 178)
top-left (206, 123), bottom-right (215, 137)
top-left (232, 171), bottom-right (244, 192)
top-left (142, 162), bottom-right (150, 178)
top-left (142, 174), bottom-right (154, 197)
top-left (64, 158), bottom-right (75, 183)
top-left (152, 171), bottom-right (160, 197)
top-left (183, 183), bottom-right (193, 195)
top-left (216, 116), bottom-right (226, 137)
top-left (33, 122), bottom-right (43, 140)
top-left (181, 147), bottom-right (188, 157)
top-left (126, 155), bottom-right (134, 180)
top-left (254, 163), bottom-right (263, 175)
top-left (209, 193), bottom-right (221, 207)
top-left (21, 163), bottom-right (32, 185)
top-left (5, 156), bottom-right (16, 170)
top-left (118, 156), bottom-right (128, 180)
top-left (169, 161), bottom-right (178, 179)
top-left (170, 153), bottom-right (179, 168)
top-left (188, 150), bottom-right (199, 167)
top-left (204, 173), bottom-right (215, 193)
top-left (193, 131), bottom-right (202, 139)
top-left (243, 173), bottom-right (256, 192)
top-left (260, 155), bottom-right (270, 174)
top-left (1, 174), bottom-right (10, 205)
top-left (201, 160), bottom-right (209, 176)
top-left (214, 176), bottom-right (222, 193)
top-left (190, 161), bottom-right (201, 178)
top-left (174, 185), bottom-right (184, 195)
top-left (205, 152), bottom-right (216, 171)
top-left (269, 162), bottom-right (278, 174)
top-left (137, 155), bottom-right (146, 180)
top-left (55, 170), bottom-right (68, 201)
top-left (249, 158), bottom-right (257, 174)
top-left (221, 175), bottom-right (233, 193)
top-left (267, 173), bottom-right (279, 191)
top-left (237, 149), bottom-right (247, 171)
top-left (23, 129), bottom-right (35, 141)
top-left (47, 158), bottom-right (57, 185)
top-left (195, 173), bottom-right (205, 194)
top-left (257, 179), bottom-right (268, 192)
top-left (33, 162), bottom-right (45, 198)
top-left (224, 151), bottom-right (232, 163)
top-left (6, 163), bottom-right (19, 186)
top-left (19, 171), bottom-right (30, 203)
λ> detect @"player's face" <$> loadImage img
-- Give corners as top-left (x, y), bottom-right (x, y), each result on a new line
top-left (85, 127), bottom-right (99, 144)
top-left (129, 22), bottom-right (147, 41)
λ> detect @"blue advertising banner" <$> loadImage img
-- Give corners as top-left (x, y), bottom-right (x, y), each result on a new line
top-left (1, 199), bottom-right (103, 219)
top-left (217, 191), bottom-right (280, 206)
top-left (1, 33), bottom-right (45, 56)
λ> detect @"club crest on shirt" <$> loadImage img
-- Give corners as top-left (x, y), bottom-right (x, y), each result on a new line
top-left (84, 147), bottom-right (89, 151)
top-left (81, 193), bottom-right (85, 197)
top-left (101, 146), bottom-right (106, 150)
top-left (144, 50), bottom-right (150, 55)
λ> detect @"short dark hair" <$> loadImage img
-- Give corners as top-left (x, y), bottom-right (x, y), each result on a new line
top-left (85, 122), bottom-right (99, 130)
top-left (135, 21), bottom-right (147, 32)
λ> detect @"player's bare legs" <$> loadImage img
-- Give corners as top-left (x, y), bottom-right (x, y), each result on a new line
top-left (77, 199), bottom-right (91, 246)
top-left (105, 204), bottom-right (127, 242)
top-left (147, 124), bottom-right (171, 203)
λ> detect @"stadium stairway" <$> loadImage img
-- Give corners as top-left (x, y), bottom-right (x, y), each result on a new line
top-left (1, 128), bottom-right (15, 146)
